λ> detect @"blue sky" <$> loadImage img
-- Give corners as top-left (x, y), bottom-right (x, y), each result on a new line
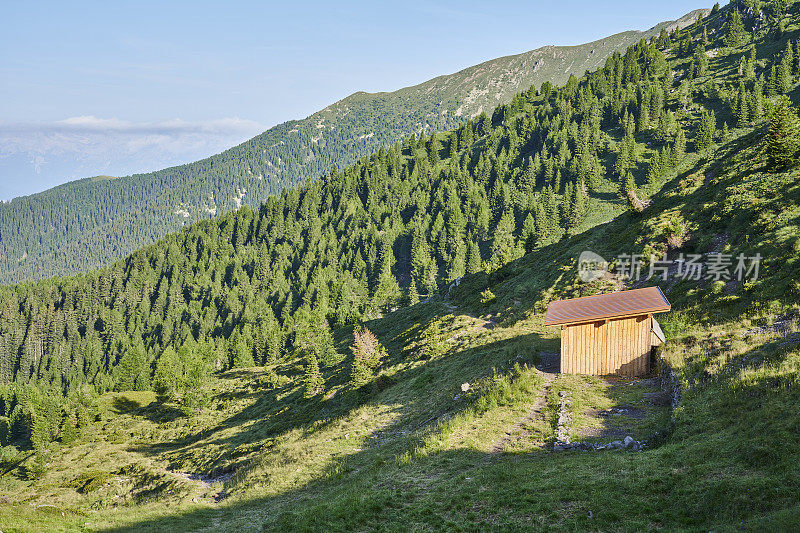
top-left (0, 0), bottom-right (708, 199)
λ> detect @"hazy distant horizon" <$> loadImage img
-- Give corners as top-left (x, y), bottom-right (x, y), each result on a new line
top-left (0, 0), bottom-right (707, 200)
top-left (0, 116), bottom-right (264, 201)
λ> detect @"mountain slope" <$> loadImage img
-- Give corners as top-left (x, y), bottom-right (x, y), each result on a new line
top-left (0, 9), bottom-right (706, 284)
top-left (2, 2), bottom-right (800, 529)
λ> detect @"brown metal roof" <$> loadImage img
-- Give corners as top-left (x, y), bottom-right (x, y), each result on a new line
top-left (544, 287), bottom-right (671, 326)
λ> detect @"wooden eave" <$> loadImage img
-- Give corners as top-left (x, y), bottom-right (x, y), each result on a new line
top-left (544, 287), bottom-right (671, 327)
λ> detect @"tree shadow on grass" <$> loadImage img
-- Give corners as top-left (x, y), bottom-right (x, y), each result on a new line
top-left (112, 396), bottom-right (187, 424)
top-left (100, 332), bottom-right (800, 532)
top-left (122, 327), bottom-right (551, 491)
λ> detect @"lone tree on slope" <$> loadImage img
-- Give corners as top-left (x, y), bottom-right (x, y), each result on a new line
top-left (766, 95), bottom-right (800, 170)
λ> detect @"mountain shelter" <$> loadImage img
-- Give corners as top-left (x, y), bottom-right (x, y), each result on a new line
top-left (544, 287), bottom-right (671, 377)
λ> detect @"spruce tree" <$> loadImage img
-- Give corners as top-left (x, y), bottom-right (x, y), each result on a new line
top-left (745, 47), bottom-right (757, 80)
top-left (521, 213), bottom-right (537, 252)
top-left (725, 9), bottom-right (746, 47)
top-left (620, 171), bottom-right (636, 201)
top-left (735, 81), bottom-right (749, 127)
top-left (794, 40), bottom-right (800, 76)
top-left (646, 155), bottom-right (660, 186)
top-left (466, 241), bottom-right (482, 275)
top-left (766, 95), bottom-right (800, 169)
top-left (784, 41), bottom-right (794, 75)
top-left (767, 64), bottom-right (779, 96)
top-left (408, 280), bottom-right (420, 305)
top-left (488, 211), bottom-right (517, 270)
top-left (695, 109), bottom-right (716, 153)
top-left (777, 57), bottom-right (792, 94)
top-left (303, 351), bottom-right (324, 399)
top-left (154, 347), bottom-right (180, 398)
top-left (692, 45), bottom-right (709, 78)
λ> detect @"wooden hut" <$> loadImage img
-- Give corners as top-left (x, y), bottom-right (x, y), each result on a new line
top-left (544, 287), bottom-right (670, 377)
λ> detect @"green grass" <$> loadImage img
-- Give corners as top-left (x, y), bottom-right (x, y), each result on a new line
top-left (5, 123), bottom-right (796, 530)
top-left (6, 8), bottom-right (800, 532)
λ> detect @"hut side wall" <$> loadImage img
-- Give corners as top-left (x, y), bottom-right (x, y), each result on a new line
top-left (560, 315), bottom-right (652, 377)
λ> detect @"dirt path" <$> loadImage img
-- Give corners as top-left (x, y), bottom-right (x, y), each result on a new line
top-left (166, 468), bottom-right (233, 502)
top-left (490, 352), bottom-right (560, 454)
top-left (443, 302), bottom-right (497, 330)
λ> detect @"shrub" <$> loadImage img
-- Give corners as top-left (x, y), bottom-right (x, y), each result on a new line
top-left (71, 470), bottom-right (113, 493)
top-left (480, 289), bottom-right (496, 305)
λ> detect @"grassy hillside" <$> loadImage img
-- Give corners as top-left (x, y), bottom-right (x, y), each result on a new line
top-left (0, 9), bottom-right (705, 284)
top-left (2, 114), bottom-right (799, 531)
top-left (3, 2), bottom-right (800, 531)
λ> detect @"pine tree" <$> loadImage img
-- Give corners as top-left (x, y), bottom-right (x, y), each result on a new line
top-left (767, 64), bottom-right (779, 96)
top-left (745, 47), bottom-right (757, 80)
top-left (695, 109), bottom-right (716, 153)
top-left (794, 40), bottom-right (800, 76)
top-left (466, 241), bottom-right (482, 275)
top-left (520, 213), bottom-right (537, 252)
top-left (303, 351), bottom-right (324, 398)
top-left (620, 171), bottom-right (636, 200)
top-left (488, 211), bottom-right (517, 270)
top-left (725, 8), bottom-right (746, 47)
top-left (735, 81), bottom-right (750, 127)
top-left (777, 57), bottom-right (792, 94)
top-left (349, 327), bottom-right (386, 388)
top-left (408, 279), bottom-right (420, 305)
top-left (766, 95), bottom-right (800, 169)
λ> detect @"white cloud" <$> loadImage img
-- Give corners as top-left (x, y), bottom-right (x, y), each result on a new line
top-left (0, 116), bottom-right (265, 199)
top-left (1, 115), bottom-right (263, 137)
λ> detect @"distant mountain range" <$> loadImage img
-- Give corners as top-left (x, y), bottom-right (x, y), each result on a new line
top-left (0, 9), bottom-right (705, 284)
top-left (0, 116), bottom-right (265, 201)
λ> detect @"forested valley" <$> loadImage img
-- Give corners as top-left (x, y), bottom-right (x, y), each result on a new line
top-left (0, 10), bottom-right (703, 285)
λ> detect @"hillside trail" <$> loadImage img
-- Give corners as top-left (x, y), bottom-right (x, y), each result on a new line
top-left (441, 300), bottom-right (559, 453)
top-left (165, 468), bottom-right (232, 503)
top-left (490, 351), bottom-right (559, 454)
top-left (443, 301), bottom-right (497, 330)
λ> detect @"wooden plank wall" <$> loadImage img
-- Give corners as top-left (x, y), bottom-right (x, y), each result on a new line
top-left (560, 315), bottom-right (653, 376)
